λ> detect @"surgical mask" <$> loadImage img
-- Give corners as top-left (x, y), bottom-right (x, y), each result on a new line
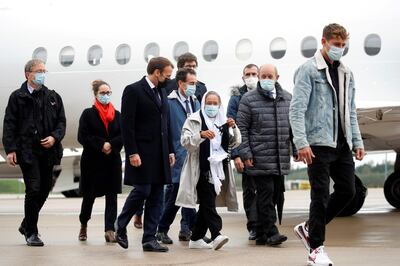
top-left (244, 77), bottom-right (258, 90)
top-left (33, 73), bottom-right (45, 86)
top-left (259, 79), bottom-right (275, 92)
top-left (97, 94), bottom-right (111, 105)
top-left (327, 45), bottom-right (345, 61)
top-left (185, 84), bottom-right (196, 97)
top-left (204, 105), bottom-right (219, 118)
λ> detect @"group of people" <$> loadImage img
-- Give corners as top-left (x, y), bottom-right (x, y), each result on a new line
top-left (2, 23), bottom-right (364, 266)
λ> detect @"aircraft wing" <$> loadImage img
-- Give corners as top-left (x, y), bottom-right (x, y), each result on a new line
top-left (357, 106), bottom-right (400, 152)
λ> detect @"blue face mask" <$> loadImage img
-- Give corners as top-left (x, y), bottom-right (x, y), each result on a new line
top-left (97, 94), bottom-right (111, 105)
top-left (204, 105), bottom-right (219, 118)
top-left (33, 72), bottom-right (45, 86)
top-left (327, 45), bottom-right (345, 61)
top-left (185, 84), bottom-right (196, 97)
top-left (259, 79), bottom-right (275, 92)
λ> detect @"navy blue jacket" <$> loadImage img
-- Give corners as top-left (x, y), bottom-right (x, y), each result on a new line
top-left (121, 76), bottom-right (174, 185)
top-left (168, 90), bottom-right (200, 183)
top-left (227, 85), bottom-right (249, 159)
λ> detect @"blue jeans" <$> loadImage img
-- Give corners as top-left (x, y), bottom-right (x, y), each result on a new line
top-left (158, 183), bottom-right (196, 234)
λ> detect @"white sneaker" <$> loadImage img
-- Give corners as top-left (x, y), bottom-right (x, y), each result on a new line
top-left (307, 246), bottom-right (334, 266)
top-left (294, 221), bottom-right (311, 252)
top-left (212, 235), bottom-right (229, 250)
top-left (189, 239), bottom-right (212, 249)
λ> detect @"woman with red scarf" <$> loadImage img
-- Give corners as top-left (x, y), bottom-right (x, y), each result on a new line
top-left (77, 80), bottom-right (123, 243)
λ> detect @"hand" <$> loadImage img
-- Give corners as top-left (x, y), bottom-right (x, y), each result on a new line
top-left (102, 142), bottom-right (112, 155)
top-left (293, 155), bottom-right (302, 162)
top-left (129, 154), bottom-right (141, 167)
top-left (234, 157), bottom-right (244, 172)
top-left (298, 146), bottom-right (315, 165)
top-left (6, 152), bottom-right (17, 167)
top-left (244, 159), bottom-right (254, 168)
top-left (200, 130), bottom-right (215, 139)
top-left (227, 118), bottom-right (236, 128)
top-left (355, 148), bottom-right (365, 161)
top-left (41, 136), bottom-right (56, 148)
top-left (169, 154), bottom-right (176, 167)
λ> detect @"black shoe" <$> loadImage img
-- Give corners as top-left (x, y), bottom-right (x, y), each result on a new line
top-left (116, 231), bottom-right (128, 249)
top-left (255, 234), bottom-right (267, 245)
top-left (26, 233), bottom-right (44, 247)
top-left (203, 236), bottom-right (212, 244)
top-left (178, 230), bottom-right (191, 241)
top-left (266, 233), bottom-right (288, 246)
top-left (156, 231), bottom-right (173, 244)
top-left (142, 239), bottom-right (169, 252)
top-left (18, 225), bottom-right (25, 236)
top-left (248, 230), bottom-right (257, 241)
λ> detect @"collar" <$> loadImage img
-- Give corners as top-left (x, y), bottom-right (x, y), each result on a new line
top-left (145, 76), bottom-right (156, 89)
top-left (178, 89), bottom-right (188, 100)
top-left (314, 49), bottom-right (350, 73)
top-left (27, 82), bottom-right (35, 94)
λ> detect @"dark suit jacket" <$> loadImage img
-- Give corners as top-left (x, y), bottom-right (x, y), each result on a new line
top-left (121, 76), bottom-right (174, 185)
top-left (78, 106), bottom-right (123, 197)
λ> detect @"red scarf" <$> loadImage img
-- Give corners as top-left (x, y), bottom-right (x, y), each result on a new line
top-left (94, 99), bottom-right (115, 133)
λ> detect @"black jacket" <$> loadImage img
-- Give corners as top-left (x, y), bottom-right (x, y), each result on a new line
top-left (78, 106), bottom-right (123, 197)
top-left (2, 81), bottom-right (66, 165)
top-left (121, 77), bottom-right (174, 185)
top-left (165, 78), bottom-right (207, 103)
top-left (237, 82), bottom-right (296, 176)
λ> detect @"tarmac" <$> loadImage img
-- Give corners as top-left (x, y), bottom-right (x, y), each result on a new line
top-left (0, 188), bottom-right (399, 266)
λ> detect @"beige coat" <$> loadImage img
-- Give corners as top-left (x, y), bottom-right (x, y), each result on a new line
top-left (175, 111), bottom-right (241, 211)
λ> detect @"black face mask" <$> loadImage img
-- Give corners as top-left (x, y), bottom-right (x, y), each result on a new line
top-left (158, 77), bottom-right (171, 89)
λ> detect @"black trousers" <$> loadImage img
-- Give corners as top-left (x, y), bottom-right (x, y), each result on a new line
top-left (308, 142), bottom-right (356, 249)
top-left (79, 194), bottom-right (117, 231)
top-left (116, 184), bottom-right (164, 243)
top-left (158, 183), bottom-right (196, 234)
top-left (252, 175), bottom-right (279, 237)
top-left (19, 152), bottom-right (54, 237)
top-left (191, 175), bottom-right (222, 241)
top-left (242, 172), bottom-right (258, 232)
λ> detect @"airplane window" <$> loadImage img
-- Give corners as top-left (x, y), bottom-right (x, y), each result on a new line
top-left (173, 41), bottom-right (189, 61)
top-left (301, 36), bottom-right (317, 58)
top-left (270, 37), bottom-right (287, 59)
top-left (202, 40), bottom-right (218, 62)
top-left (364, 34), bottom-right (381, 56)
top-left (59, 46), bottom-right (74, 67)
top-left (144, 42), bottom-right (160, 63)
top-left (115, 44), bottom-right (131, 65)
top-left (32, 47), bottom-right (47, 63)
top-left (235, 39), bottom-right (253, 61)
top-left (87, 45), bottom-right (103, 66)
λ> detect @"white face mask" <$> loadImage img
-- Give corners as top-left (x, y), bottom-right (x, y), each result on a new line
top-left (244, 76), bottom-right (258, 90)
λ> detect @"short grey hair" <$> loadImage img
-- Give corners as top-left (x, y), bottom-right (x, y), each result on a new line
top-left (24, 59), bottom-right (45, 73)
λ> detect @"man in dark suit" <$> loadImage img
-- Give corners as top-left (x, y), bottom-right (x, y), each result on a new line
top-left (165, 52), bottom-right (207, 103)
top-left (116, 57), bottom-right (176, 252)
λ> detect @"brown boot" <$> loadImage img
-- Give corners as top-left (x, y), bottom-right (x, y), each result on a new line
top-left (79, 225), bottom-right (87, 241)
top-left (133, 215), bottom-right (143, 229)
top-left (105, 230), bottom-right (117, 243)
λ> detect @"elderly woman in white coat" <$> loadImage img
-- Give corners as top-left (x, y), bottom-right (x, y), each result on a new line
top-left (176, 91), bottom-right (241, 250)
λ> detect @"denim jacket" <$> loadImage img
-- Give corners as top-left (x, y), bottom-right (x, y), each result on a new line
top-left (289, 50), bottom-right (364, 151)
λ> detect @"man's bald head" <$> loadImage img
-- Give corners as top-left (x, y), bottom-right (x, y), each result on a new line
top-left (259, 64), bottom-right (279, 80)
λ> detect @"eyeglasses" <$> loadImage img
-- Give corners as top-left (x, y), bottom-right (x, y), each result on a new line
top-left (30, 70), bottom-right (48, 74)
top-left (99, 91), bottom-right (112, 96)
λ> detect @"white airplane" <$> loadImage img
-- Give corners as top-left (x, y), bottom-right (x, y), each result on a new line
top-left (0, 0), bottom-right (399, 211)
